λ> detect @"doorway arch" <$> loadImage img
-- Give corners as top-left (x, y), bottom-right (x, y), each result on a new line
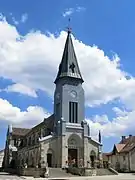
top-left (68, 134), bottom-right (82, 167)
top-left (90, 150), bottom-right (96, 168)
top-left (47, 149), bottom-right (54, 167)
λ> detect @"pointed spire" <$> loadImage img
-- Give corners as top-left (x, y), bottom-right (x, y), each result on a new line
top-left (7, 124), bottom-right (12, 134)
top-left (99, 130), bottom-right (101, 143)
top-left (54, 24), bottom-right (84, 84)
top-left (88, 124), bottom-right (90, 137)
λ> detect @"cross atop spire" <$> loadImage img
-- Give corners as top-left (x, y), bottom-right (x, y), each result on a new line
top-left (54, 25), bottom-right (84, 84)
top-left (67, 18), bottom-right (72, 33)
top-left (69, 62), bottom-right (75, 73)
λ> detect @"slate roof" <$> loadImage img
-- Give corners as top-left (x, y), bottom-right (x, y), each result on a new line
top-left (54, 30), bottom-right (84, 83)
top-left (11, 114), bottom-right (54, 137)
top-left (32, 121), bottom-right (45, 130)
top-left (44, 114), bottom-right (54, 132)
top-left (12, 127), bottom-right (30, 136)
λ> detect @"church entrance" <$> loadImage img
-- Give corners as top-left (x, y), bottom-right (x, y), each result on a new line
top-left (68, 148), bottom-right (78, 167)
top-left (47, 153), bottom-right (52, 167)
top-left (68, 134), bottom-right (82, 167)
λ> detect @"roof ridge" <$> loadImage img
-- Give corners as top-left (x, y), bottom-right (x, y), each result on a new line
top-left (13, 127), bottom-right (30, 129)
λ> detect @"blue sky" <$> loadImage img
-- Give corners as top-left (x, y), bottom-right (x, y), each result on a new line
top-left (0, 0), bottom-right (135, 152)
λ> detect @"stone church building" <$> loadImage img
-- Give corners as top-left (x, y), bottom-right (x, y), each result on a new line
top-left (3, 29), bottom-right (102, 169)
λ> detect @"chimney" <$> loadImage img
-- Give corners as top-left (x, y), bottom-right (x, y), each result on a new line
top-left (121, 136), bottom-right (126, 143)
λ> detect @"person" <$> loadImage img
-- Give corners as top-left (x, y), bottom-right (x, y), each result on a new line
top-left (44, 163), bottom-right (49, 178)
top-left (65, 161), bottom-right (69, 173)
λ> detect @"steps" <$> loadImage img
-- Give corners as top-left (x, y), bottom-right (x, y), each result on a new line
top-left (96, 168), bottom-right (116, 176)
top-left (48, 168), bottom-right (117, 178)
top-left (49, 168), bottom-right (75, 178)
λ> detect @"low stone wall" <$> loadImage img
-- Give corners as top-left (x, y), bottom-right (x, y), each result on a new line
top-left (5, 168), bottom-right (17, 174)
top-left (5, 168), bottom-right (46, 178)
top-left (19, 168), bottom-right (46, 177)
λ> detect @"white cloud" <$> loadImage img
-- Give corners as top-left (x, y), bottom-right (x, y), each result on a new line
top-left (0, 15), bottom-right (135, 137)
top-left (63, 8), bottom-right (74, 17)
top-left (86, 107), bottom-right (135, 139)
top-left (0, 95), bottom-right (133, 139)
top-left (12, 17), bottom-right (19, 25)
top-left (9, 13), bottom-right (28, 25)
top-left (0, 98), bottom-right (50, 127)
top-left (21, 13), bottom-right (28, 23)
top-left (62, 6), bottom-right (86, 17)
top-left (0, 17), bottom-right (133, 107)
top-left (9, 13), bottom-right (19, 25)
top-left (76, 7), bottom-right (86, 12)
top-left (4, 83), bottom-right (37, 98)
top-left (0, 13), bottom-right (5, 21)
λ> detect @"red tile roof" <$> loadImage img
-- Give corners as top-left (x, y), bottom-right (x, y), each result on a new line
top-left (103, 153), bottom-right (112, 161)
top-left (120, 136), bottom-right (135, 152)
top-left (106, 135), bottom-right (135, 155)
top-left (115, 144), bottom-right (126, 152)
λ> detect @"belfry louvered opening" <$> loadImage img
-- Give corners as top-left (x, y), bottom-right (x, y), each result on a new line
top-left (69, 102), bottom-right (78, 123)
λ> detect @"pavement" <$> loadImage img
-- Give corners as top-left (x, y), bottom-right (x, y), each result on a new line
top-left (0, 172), bottom-right (135, 180)
top-left (0, 172), bottom-right (24, 179)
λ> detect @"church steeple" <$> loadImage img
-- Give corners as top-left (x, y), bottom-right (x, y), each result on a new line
top-left (54, 26), bottom-right (85, 128)
top-left (54, 30), bottom-right (84, 84)
top-left (99, 130), bottom-right (101, 143)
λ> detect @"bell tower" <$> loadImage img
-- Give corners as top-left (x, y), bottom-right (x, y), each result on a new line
top-left (54, 28), bottom-right (84, 133)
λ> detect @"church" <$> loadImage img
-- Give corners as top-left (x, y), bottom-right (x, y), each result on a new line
top-left (3, 29), bottom-right (102, 169)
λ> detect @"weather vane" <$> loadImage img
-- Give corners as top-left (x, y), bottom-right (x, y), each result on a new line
top-left (67, 18), bottom-right (72, 33)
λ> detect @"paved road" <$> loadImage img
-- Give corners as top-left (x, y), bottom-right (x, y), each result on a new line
top-left (68, 174), bottom-right (135, 180)
top-left (0, 172), bottom-right (24, 180)
top-left (0, 172), bottom-right (135, 180)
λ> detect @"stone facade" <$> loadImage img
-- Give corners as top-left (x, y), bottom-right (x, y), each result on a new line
top-left (3, 30), bottom-right (102, 169)
top-left (0, 149), bottom-right (4, 168)
top-left (104, 135), bottom-right (135, 172)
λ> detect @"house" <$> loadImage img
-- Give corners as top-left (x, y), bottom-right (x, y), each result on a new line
top-left (3, 29), bottom-right (102, 169)
top-left (104, 135), bottom-right (135, 172)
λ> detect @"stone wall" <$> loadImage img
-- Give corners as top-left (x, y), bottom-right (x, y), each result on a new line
top-left (130, 149), bottom-right (135, 172)
top-left (40, 136), bottom-right (58, 167)
top-left (17, 145), bottom-right (40, 167)
top-left (18, 168), bottom-right (45, 177)
top-left (5, 168), bottom-right (46, 178)
top-left (39, 124), bottom-right (101, 168)
top-left (88, 139), bottom-right (99, 157)
top-left (108, 153), bottom-right (133, 172)
top-left (0, 150), bottom-right (4, 168)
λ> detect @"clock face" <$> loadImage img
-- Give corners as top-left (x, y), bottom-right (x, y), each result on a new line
top-left (70, 90), bottom-right (77, 98)
top-left (56, 93), bottom-right (60, 99)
